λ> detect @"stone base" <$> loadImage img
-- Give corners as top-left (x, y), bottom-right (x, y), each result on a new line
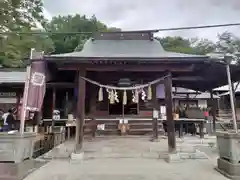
top-left (71, 151), bottom-right (84, 161)
top-left (0, 132), bottom-right (36, 163)
top-left (165, 153), bottom-right (181, 163)
top-left (216, 158), bottom-right (240, 179)
top-left (164, 150), bottom-right (208, 163)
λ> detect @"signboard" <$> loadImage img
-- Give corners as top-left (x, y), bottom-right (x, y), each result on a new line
top-left (153, 109), bottom-right (159, 119)
top-left (0, 92), bottom-right (16, 97)
top-left (52, 109), bottom-right (60, 120)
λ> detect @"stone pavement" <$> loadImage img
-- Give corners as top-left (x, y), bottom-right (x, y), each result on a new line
top-left (0, 160), bottom-right (46, 180)
top-left (38, 136), bottom-right (215, 160)
top-left (24, 158), bottom-right (227, 180)
top-left (24, 136), bottom-right (227, 180)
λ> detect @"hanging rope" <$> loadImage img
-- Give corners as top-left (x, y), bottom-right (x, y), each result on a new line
top-left (79, 75), bottom-right (169, 90)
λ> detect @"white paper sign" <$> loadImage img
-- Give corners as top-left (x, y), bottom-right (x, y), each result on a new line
top-left (160, 106), bottom-right (166, 114)
top-left (53, 109), bottom-right (60, 120)
top-left (153, 109), bottom-right (159, 118)
top-left (124, 119), bottom-right (128, 124)
top-left (97, 124), bottom-right (105, 130)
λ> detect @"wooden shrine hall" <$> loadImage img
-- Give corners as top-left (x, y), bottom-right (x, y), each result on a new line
top-left (36, 30), bottom-right (240, 154)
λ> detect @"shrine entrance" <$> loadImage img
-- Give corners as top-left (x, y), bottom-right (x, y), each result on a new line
top-left (42, 30), bottom-right (240, 155)
top-left (108, 91), bottom-right (138, 116)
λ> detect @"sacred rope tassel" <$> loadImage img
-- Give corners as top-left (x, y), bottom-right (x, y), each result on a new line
top-left (110, 90), bottom-right (115, 104)
top-left (98, 87), bottom-right (103, 101)
top-left (141, 89), bottom-right (146, 101)
top-left (123, 90), bottom-right (127, 105)
top-left (147, 85), bottom-right (152, 100)
top-left (114, 90), bottom-right (119, 103)
top-left (135, 90), bottom-right (139, 103)
top-left (132, 90), bottom-right (136, 103)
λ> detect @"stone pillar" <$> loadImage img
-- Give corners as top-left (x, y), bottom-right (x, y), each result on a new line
top-left (51, 88), bottom-right (56, 133)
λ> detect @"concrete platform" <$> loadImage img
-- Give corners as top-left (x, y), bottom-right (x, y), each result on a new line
top-left (22, 136), bottom-right (228, 180)
top-left (38, 136), bottom-right (209, 161)
top-left (216, 158), bottom-right (240, 179)
top-left (23, 158), bottom-right (228, 180)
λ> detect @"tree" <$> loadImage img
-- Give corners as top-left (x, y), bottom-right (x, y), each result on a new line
top-left (45, 14), bottom-right (109, 54)
top-left (0, 0), bottom-right (46, 32)
top-left (158, 36), bottom-right (194, 54)
top-left (158, 36), bottom-right (216, 55)
top-left (190, 38), bottom-right (216, 55)
top-left (0, 0), bottom-right (53, 67)
top-left (0, 29), bottom-right (54, 67)
top-left (216, 32), bottom-right (240, 54)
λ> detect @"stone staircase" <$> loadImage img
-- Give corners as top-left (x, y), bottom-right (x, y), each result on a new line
top-left (216, 109), bottom-right (232, 122)
top-left (84, 119), bottom-right (165, 136)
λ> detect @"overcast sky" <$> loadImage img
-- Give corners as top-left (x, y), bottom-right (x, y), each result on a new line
top-left (43, 0), bottom-right (240, 41)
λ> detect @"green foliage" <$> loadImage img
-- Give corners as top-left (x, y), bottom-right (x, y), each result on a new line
top-left (45, 14), bottom-right (109, 53)
top-left (216, 32), bottom-right (240, 54)
top-left (0, 28), bottom-right (54, 67)
top-left (0, 0), bottom-right (53, 67)
top-left (0, 0), bottom-right (46, 31)
top-left (158, 36), bottom-right (216, 55)
top-left (1, 1), bottom-right (240, 68)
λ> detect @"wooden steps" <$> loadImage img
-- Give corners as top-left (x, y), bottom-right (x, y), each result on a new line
top-left (84, 119), bottom-right (165, 136)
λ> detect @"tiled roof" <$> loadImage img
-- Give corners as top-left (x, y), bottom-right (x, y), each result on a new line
top-left (0, 71), bottom-right (26, 84)
top-left (174, 92), bottom-right (219, 99)
top-left (48, 38), bottom-right (207, 59)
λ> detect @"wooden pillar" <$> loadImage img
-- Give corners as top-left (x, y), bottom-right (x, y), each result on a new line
top-left (210, 90), bottom-right (216, 132)
top-left (51, 88), bottom-right (56, 132)
top-left (231, 82), bottom-right (237, 121)
top-left (164, 72), bottom-right (176, 153)
top-left (152, 84), bottom-right (158, 140)
top-left (75, 69), bottom-right (86, 152)
top-left (65, 91), bottom-right (69, 117)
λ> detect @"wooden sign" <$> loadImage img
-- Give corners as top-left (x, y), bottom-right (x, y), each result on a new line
top-left (0, 92), bottom-right (16, 97)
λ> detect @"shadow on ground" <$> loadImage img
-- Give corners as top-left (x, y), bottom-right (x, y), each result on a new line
top-left (0, 160), bottom-right (47, 180)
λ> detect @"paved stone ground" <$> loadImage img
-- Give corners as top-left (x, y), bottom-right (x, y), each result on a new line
top-left (24, 136), bottom-right (227, 180)
top-left (38, 135), bottom-right (215, 160)
top-left (0, 160), bottom-right (47, 180)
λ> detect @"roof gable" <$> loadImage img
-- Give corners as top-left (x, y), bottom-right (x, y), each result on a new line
top-left (48, 31), bottom-right (207, 59)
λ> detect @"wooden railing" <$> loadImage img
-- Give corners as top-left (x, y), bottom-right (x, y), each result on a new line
top-left (33, 131), bottom-right (65, 158)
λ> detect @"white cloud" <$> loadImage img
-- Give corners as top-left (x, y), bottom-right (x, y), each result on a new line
top-left (43, 0), bottom-right (240, 40)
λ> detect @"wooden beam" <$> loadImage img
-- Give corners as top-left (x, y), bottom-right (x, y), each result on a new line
top-left (51, 88), bottom-right (56, 132)
top-left (75, 68), bottom-right (86, 152)
top-left (46, 82), bottom-right (75, 88)
top-left (164, 72), bottom-right (176, 153)
top-left (58, 64), bottom-right (195, 72)
top-left (172, 76), bottom-right (205, 81)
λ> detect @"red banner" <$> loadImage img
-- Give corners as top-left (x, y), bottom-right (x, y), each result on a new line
top-left (26, 59), bottom-right (46, 112)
